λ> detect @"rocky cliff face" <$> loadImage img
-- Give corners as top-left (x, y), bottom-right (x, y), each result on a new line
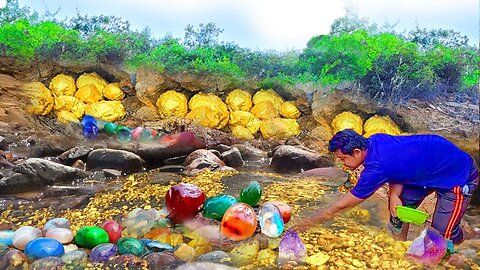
top-left (0, 61), bottom-right (478, 200)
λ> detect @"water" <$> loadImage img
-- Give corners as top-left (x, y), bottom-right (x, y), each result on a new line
top-left (0, 169), bottom-right (479, 269)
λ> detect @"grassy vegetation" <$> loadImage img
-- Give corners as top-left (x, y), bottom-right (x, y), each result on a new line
top-left (0, 0), bottom-right (478, 103)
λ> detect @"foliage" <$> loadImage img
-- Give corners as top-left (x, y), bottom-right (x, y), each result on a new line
top-left (407, 26), bottom-right (469, 50)
top-left (0, 0), bottom-right (38, 26)
top-left (301, 30), bottom-right (374, 85)
top-left (183, 22), bottom-right (223, 49)
top-left (68, 13), bottom-right (131, 39)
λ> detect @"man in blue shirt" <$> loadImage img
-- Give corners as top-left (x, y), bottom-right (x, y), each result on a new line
top-left (294, 129), bottom-right (478, 244)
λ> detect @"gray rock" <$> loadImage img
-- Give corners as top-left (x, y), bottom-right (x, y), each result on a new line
top-left (183, 149), bottom-right (226, 175)
top-left (296, 167), bottom-right (348, 181)
top-left (221, 147), bottom-right (244, 168)
top-left (197, 251), bottom-right (231, 264)
top-left (212, 144), bottom-right (231, 152)
top-left (0, 136), bottom-right (8, 150)
top-left (270, 145), bottom-right (334, 173)
top-left (86, 149), bottom-right (145, 173)
top-left (208, 149), bottom-right (222, 159)
top-left (134, 144), bottom-right (200, 166)
top-left (58, 146), bottom-right (92, 164)
top-left (90, 171), bottom-right (107, 181)
top-left (101, 169), bottom-right (123, 179)
top-left (231, 143), bottom-right (267, 161)
top-left (0, 158), bottom-right (89, 194)
top-left (158, 165), bottom-right (185, 173)
top-left (32, 144), bottom-right (67, 158)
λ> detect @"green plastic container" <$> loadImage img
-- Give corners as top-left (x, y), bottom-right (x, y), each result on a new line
top-left (396, 206), bottom-right (428, 225)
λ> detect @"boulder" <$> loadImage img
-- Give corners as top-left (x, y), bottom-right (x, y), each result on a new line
top-left (270, 145), bottom-right (334, 173)
top-left (86, 149), bottom-right (145, 173)
top-left (0, 158), bottom-right (89, 194)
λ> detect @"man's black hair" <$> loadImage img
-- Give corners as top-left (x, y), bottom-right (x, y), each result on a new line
top-left (328, 129), bottom-right (368, 155)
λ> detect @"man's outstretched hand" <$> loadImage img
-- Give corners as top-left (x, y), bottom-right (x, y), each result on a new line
top-left (290, 217), bottom-right (315, 232)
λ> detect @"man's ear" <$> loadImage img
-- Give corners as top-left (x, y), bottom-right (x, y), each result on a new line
top-left (352, 148), bottom-right (362, 156)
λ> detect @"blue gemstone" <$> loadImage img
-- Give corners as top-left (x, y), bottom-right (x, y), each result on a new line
top-left (24, 238), bottom-right (65, 260)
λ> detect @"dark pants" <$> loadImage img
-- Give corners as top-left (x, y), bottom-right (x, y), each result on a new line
top-left (399, 163), bottom-right (479, 244)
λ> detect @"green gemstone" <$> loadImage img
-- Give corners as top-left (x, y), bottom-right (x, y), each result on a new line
top-left (103, 122), bottom-right (118, 135)
top-left (203, 194), bottom-right (238, 220)
top-left (240, 181), bottom-right (262, 207)
top-left (74, 226), bottom-right (109, 248)
top-left (116, 237), bottom-right (147, 257)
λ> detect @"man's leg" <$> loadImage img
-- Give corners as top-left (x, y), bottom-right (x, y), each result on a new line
top-left (433, 187), bottom-right (470, 244)
top-left (388, 185), bottom-right (433, 240)
top-left (433, 165), bottom-right (478, 244)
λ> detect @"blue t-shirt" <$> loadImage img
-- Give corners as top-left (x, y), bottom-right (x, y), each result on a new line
top-left (351, 133), bottom-right (474, 199)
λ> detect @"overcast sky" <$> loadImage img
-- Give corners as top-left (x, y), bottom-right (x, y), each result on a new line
top-left (11, 0), bottom-right (480, 51)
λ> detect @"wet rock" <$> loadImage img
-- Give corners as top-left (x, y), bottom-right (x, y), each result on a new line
top-left (163, 155), bottom-right (189, 165)
top-left (184, 149), bottom-right (226, 175)
top-left (87, 149), bottom-right (145, 174)
top-left (32, 144), bottom-right (67, 158)
top-left (0, 135), bottom-right (8, 150)
top-left (71, 160), bottom-right (86, 170)
top-left (0, 158), bottom-right (90, 194)
top-left (231, 143), bottom-right (267, 161)
top-left (134, 143), bottom-right (202, 166)
top-left (149, 172), bottom-right (182, 185)
top-left (102, 169), bottom-right (123, 178)
top-left (184, 149), bottom-right (225, 167)
top-left (296, 167), bottom-right (348, 181)
top-left (158, 165), bottom-right (185, 173)
top-left (270, 145), bottom-right (334, 173)
top-left (58, 146), bottom-right (92, 165)
top-left (212, 144), bottom-right (231, 152)
top-left (221, 147), bottom-right (244, 168)
top-left (90, 171), bottom-right (107, 181)
top-left (209, 149), bottom-right (222, 159)
top-left (0, 156), bottom-right (14, 168)
top-left (175, 262), bottom-right (236, 270)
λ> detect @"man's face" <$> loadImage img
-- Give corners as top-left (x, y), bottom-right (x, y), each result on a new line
top-left (334, 149), bottom-right (364, 170)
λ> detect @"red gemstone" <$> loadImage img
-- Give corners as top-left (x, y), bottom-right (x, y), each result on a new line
top-left (101, 220), bottom-right (123, 243)
top-left (165, 183), bottom-right (206, 224)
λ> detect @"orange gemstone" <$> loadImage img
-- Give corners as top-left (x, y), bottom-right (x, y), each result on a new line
top-left (220, 203), bottom-right (257, 241)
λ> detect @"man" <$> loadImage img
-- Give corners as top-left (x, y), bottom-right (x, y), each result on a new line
top-left (294, 129), bottom-right (478, 244)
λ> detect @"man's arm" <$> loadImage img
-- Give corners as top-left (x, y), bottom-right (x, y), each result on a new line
top-left (388, 183), bottom-right (403, 217)
top-left (293, 192), bottom-right (364, 231)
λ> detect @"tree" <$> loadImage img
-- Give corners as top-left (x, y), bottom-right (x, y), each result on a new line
top-left (301, 30), bottom-right (374, 85)
top-left (183, 22), bottom-right (223, 49)
top-left (0, 0), bottom-right (38, 26)
top-left (329, 10), bottom-right (377, 36)
top-left (68, 13), bottom-right (131, 38)
top-left (407, 25), bottom-right (469, 50)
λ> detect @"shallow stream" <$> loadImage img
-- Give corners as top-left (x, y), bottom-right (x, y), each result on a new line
top-left (1, 166), bottom-right (479, 269)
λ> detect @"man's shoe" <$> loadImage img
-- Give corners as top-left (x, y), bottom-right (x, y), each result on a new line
top-left (388, 217), bottom-right (403, 234)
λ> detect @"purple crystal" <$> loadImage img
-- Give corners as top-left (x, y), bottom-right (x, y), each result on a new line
top-left (90, 243), bottom-right (118, 263)
top-left (405, 228), bottom-right (446, 267)
top-left (278, 230), bottom-right (306, 265)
